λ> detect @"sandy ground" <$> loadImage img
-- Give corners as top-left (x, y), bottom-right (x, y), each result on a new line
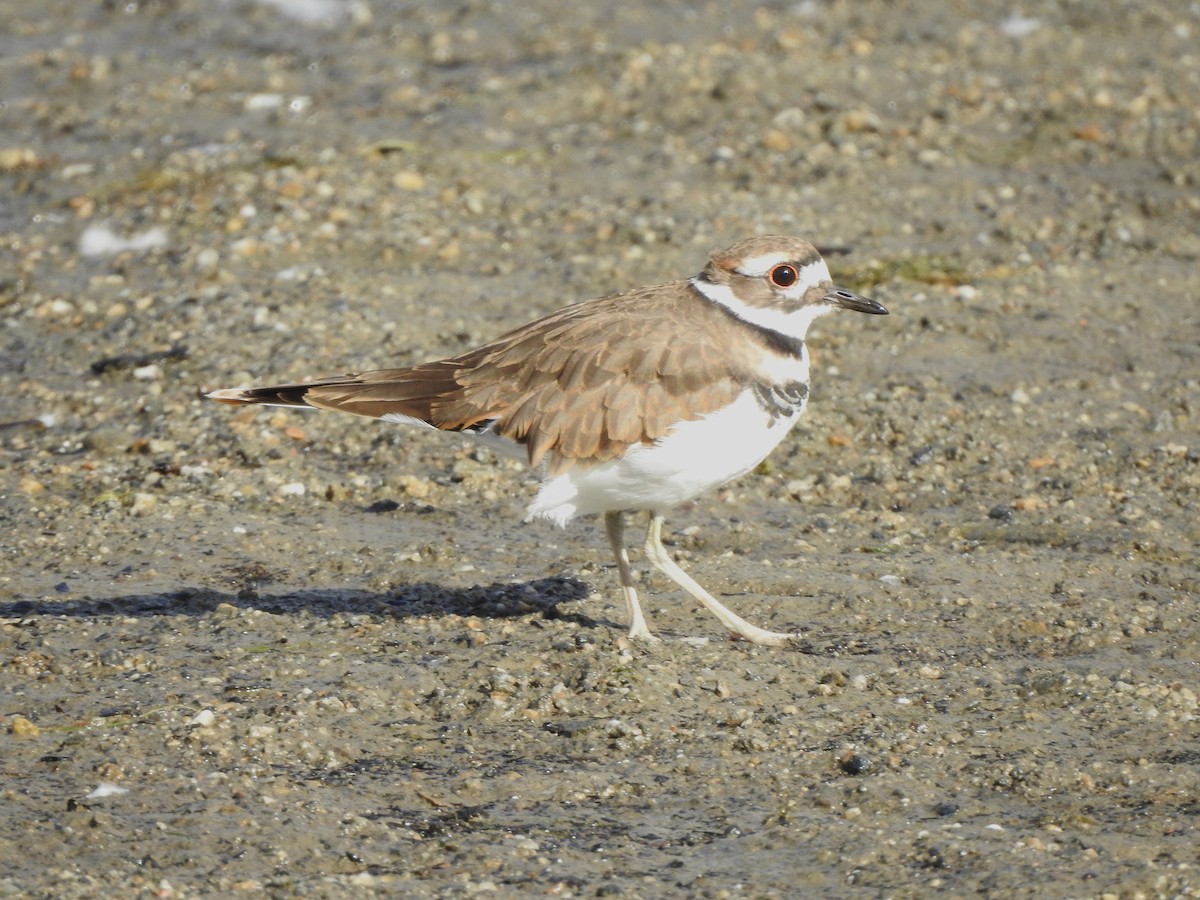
top-left (2, 0), bottom-right (1199, 896)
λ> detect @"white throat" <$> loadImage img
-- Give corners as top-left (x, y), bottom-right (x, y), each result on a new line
top-left (690, 275), bottom-right (835, 343)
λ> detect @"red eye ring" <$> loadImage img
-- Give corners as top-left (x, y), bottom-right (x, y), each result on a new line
top-left (769, 264), bottom-right (799, 287)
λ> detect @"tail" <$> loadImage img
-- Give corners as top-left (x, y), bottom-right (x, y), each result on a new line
top-left (207, 381), bottom-right (346, 408)
top-left (206, 363), bottom-right (477, 427)
top-left (206, 372), bottom-right (437, 420)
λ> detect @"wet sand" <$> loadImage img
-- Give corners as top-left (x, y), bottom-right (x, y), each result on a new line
top-left (2, 1), bottom-right (1198, 896)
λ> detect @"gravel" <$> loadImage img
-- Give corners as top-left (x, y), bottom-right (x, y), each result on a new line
top-left (2, 0), bottom-right (1199, 896)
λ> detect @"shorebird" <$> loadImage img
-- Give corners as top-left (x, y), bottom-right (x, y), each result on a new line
top-left (210, 235), bottom-right (887, 645)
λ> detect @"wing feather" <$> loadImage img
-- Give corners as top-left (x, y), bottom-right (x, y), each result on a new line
top-left (217, 279), bottom-right (762, 471)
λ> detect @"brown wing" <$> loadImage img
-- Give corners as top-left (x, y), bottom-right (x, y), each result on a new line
top-left (214, 281), bottom-right (745, 473)
top-left (438, 281), bottom-right (744, 473)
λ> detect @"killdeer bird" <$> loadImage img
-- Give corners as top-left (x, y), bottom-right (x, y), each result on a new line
top-left (209, 235), bottom-right (887, 646)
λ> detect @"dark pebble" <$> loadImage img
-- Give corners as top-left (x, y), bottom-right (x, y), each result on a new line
top-left (838, 752), bottom-right (873, 775)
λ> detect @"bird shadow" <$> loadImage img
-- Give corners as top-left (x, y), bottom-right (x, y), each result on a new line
top-left (0, 576), bottom-right (601, 630)
top-left (2, 577), bottom-right (886, 655)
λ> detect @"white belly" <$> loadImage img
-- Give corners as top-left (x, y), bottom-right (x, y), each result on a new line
top-left (525, 388), bottom-right (806, 526)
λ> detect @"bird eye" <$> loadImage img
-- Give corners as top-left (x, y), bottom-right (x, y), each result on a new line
top-left (769, 264), bottom-right (798, 287)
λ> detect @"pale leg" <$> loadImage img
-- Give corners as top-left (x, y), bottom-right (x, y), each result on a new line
top-left (604, 510), bottom-right (658, 642)
top-left (642, 512), bottom-right (798, 647)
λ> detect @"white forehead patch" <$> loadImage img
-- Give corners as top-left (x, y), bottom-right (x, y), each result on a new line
top-left (735, 255), bottom-right (831, 293)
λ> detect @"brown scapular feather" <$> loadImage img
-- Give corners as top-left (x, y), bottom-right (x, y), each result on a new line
top-left (217, 277), bottom-right (770, 471)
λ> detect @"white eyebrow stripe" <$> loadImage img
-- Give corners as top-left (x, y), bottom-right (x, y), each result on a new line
top-left (735, 256), bottom-right (831, 290)
top-left (734, 252), bottom-right (791, 277)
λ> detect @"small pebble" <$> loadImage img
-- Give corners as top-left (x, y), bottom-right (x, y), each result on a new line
top-left (838, 752), bottom-right (873, 776)
top-left (85, 783), bottom-right (129, 800)
top-left (9, 715), bottom-right (39, 737)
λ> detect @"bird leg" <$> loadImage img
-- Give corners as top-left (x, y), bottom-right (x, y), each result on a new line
top-left (604, 510), bottom-right (658, 642)
top-left (642, 512), bottom-right (798, 647)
